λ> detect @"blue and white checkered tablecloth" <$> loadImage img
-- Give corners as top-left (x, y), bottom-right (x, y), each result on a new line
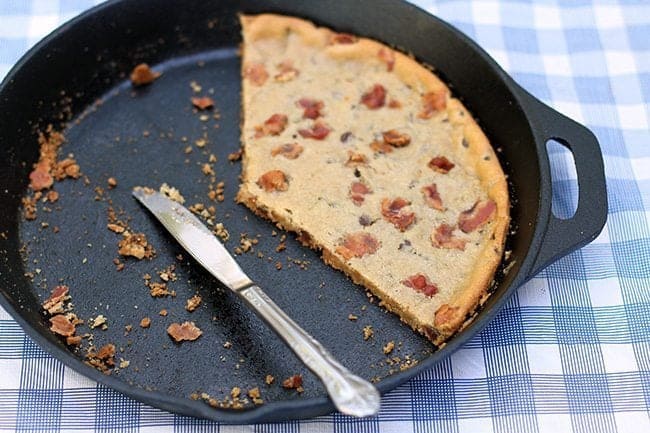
top-left (1, 0), bottom-right (649, 432)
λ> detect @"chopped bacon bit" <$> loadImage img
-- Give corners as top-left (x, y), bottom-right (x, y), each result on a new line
top-left (418, 90), bottom-right (447, 119)
top-left (298, 122), bottom-right (331, 140)
top-left (29, 164), bottom-right (53, 191)
top-left (402, 274), bottom-right (438, 297)
top-left (42, 285), bottom-right (69, 315)
top-left (329, 33), bottom-right (357, 44)
top-left (66, 335), bottom-right (82, 346)
top-left (428, 156), bottom-right (455, 173)
top-left (381, 197), bottom-right (416, 231)
top-left (378, 48), bottom-right (396, 71)
top-left (370, 140), bottom-right (393, 154)
top-left (421, 183), bottom-right (444, 211)
top-left (86, 343), bottom-right (116, 372)
top-left (388, 99), bottom-right (402, 108)
top-left (257, 170), bottom-right (288, 192)
top-left (350, 181), bottom-right (371, 206)
top-left (282, 374), bottom-right (303, 389)
top-left (274, 60), bottom-right (299, 82)
top-left (167, 321), bottom-right (202, 342)
top-left (297, 98), bottom-right (324, 119)
top-left (458, 200), bottom-right (496, 233)
top-left (432, 223), bottom-right (466, 250)
top-left (360, 84), bottom-right (386, 109)
top-left (49, 314), bottom-right (75, 337)
top-left (271, 142), bottom-right (304, 159)
top-left (130, 63), bottom-right (160, 86)
top-left (255, 114), bottom-right (288, 137)
top-left (335, 232), bottom-right (381, 260)
top-left (345, 151), bottom-right (368, 166)
top-left (382, 129), bottom-right (411, 147)
top-left (244, 62), bottom-right (268, 86)
top-left (191, 96), bottom-right (214, 110)
top-left (435, 304), bottom-right (460, 327)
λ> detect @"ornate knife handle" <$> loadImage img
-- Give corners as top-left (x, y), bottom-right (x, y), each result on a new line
top-left (239, 284), bottom-right (380, 417)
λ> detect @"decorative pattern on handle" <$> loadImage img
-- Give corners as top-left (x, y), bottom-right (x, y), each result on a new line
top-left (240, 285), bottom-right (381, 417)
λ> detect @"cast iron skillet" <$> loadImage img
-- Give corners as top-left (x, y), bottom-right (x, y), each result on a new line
top-left (0, 0), bottom-right (607, 423)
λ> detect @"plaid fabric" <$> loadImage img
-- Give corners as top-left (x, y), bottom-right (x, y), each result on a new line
top-left (1, 0), bottom-right (649, 431)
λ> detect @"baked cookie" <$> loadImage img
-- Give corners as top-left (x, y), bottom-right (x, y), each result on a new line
top-left (237, 14), bottom-right (509, 345)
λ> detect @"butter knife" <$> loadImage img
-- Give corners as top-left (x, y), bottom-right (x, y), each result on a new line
top-left (132, 188), bottom-right (380, 417)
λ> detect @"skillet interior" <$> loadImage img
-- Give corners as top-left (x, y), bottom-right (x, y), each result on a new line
top-left (0, 0), bottom-right (542, 422)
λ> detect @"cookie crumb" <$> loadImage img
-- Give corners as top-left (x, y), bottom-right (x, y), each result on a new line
top-left (265, 374), bottom-right (275, 385)
top-left (363, 325), bottom-right (374, 340)
top-left (282, 374), bottom-right (303, 390)
top-left (383, 341), bottom-right (395, 354)
top-left (185, 295), bottom-right (202, 312)
top-left (348, 314), bottom-right (358, 321)
top-left (140, 317), bottom-right (151, 328)
top-left (130, 63), bottom-right (160, 86)
top-left (167, 321), bottom-right (202, 342)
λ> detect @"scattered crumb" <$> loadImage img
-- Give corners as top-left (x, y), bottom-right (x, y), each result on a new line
top-left (159, 309), bottom-right (168, 316)
top-left (118, 232), bottom-right (155, 260)
top-left (89, 314), bottom-right (107, 330)
top-left (282, 374), bottom-right (303, 391)
top-left (230, 387), bottom-right (241, 399)
top-left (265, 374), bottom-right (275, 385)
top-left (248, 387), bottom-right (263, 405)
top-left (140, 317), bottom-right (151, 328)
top-left (186, 295), bottom-right (202, 312)
top-left (167, 321), bottom-right (202, 342)
top-left (86, 343), bottom-right (116, 373)
top-left (363, 325), bottom-right (374, 340)
top-left (189, 80), bottom-right (202, 93)
top-left (348, 314), bottom-right (358, 321)
top-left (130, 63), bottom-right (160, 86)
top-left (228, 149), bottom-right (243, 161)
top-left (275, 261), bottom-right (282, 270)
top-left (119, 359), bottom-right (130, 369)
top-left (159, 183), bottom-right (185, 204)
top-left (223, 341), bottom-right (232, 349)
top-left (383, 341), bottom-right (395, 354)
top-left (213, 223), bottom-right (230, 242)
top-left (107, 177), bottom-right (117, 188)
top-left (191, 96), bottom-right (214, 110)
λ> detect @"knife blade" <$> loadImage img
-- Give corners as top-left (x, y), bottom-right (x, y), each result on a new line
top-left (132, 187), bottom-right (381, 417)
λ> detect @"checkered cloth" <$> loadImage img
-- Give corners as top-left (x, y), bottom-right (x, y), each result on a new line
top-left (1, 0), bottom-right (648, 431)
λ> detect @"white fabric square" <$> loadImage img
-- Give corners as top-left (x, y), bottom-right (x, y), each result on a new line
top-left (601, 344), bottom-right (638, 373)
top-left (591, 221), bottom-right (610, 244)
top-left (526, 344), bottom-right (563, 375)
top-left (458, 417), bottom-right (494, 433)
top-left (617, 104), bottom-right (649, 130)
top-left (533, 5), bottom-right (562, 30)
top-left (630, 158), bottom-right (650, 181)
top-left (615, 411), bottom-right (650, 433)
top-left (543, 54), bottom-right (572, 76)
top-left (552, 101), bottom-right (585, 123)
top-left (0, 305), bottom-right (11, 320)
top-left (594, 5), bottom-right (625, 29)
top-left (0, 359), bottom-right (22, 388)
top-left (518, 278), bottom-right (552, 307)
top-left (588, 277), bottom-right (623, 307)
top-left (605, 51), bottom-right (637, 75)
top-left (379, 421), bottom-right (415, 433)
top-left (27, 15), bottom-right (59, 40)
top-left (451, 348), bottom-right (487, 379)
top-left (537, 414), bottom-right (573, 432)
top-left (471, 1), bottom-right (500, 25)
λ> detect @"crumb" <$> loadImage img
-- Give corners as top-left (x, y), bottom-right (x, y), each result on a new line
top-left (195, 137), bottom-right (207, 148)
top-left (130, 63), bottom-right (160, 86)
top-left (383, 341), bottom-right (395, 354)
top-left (184, 145), bottom-right (193, 154)
top-left (148, 282), bottom-right (172, 297)
top-left (159, 309), bottom-right (168, 316)
top-left (265, 374), bottom-right (275, 385)
top-left (191, 96), bottom-right (214, 110)
top-left (248, 387), bottom-right (263, 405)
top-left (189, 80), bottom-right (202, 93)
top-left (230, 387), bottom-right (241, 398)
top-left (282, 374), bottom-right (303, 390)
top-left (107, 177), bottom-right (117, 188)
top-left (46, 190), bottom-right (59, 202)
top-left (213, 223), bottom-right (230, 242)
top-left (186, 295), bottom-right (202, 312)
top-left (119, 359), bottom-right (130, 369)
top-left (89, 314), bottom-right (107, 330)
top-left (228, 149), bottom-right (243, 161)
top-left (167, 321), bottom-right (202, 342)
top-left (159, 183), bottom-right (185, 204)
top-left (201, 163), bottom-right (215, 176)
top-left (348, 314), bottom-right (358, 321)
top-left (223, 341), bottom-right (232, 349)
top-left (275, 242), bottom-right (286, 252)
top-left (107, 223), bottom-right (125, 234)
top-left (85, 343), bottom-right (116, 373)
top-left (363, 325), bottom-right (373, 340)
top-left (140, 317), bottom-right (151, 328)
top-left (118, 232), bottom-right (155, 260)
top-left (275, 261), bottom-right (282, 270)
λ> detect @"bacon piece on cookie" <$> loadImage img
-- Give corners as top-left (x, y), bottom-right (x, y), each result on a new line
top-left (458, 200), bottom-right (496, 233)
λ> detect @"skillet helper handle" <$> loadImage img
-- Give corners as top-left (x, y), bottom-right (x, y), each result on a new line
top-left (238, 284), bottom-right (380, 417)
top-left (523, 94), bottom-right (608, 277)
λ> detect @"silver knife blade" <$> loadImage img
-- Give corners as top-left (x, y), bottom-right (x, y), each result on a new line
top-left (132, 188), bottom-right (252, 291)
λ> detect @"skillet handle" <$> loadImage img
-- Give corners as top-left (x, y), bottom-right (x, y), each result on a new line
top-left (521, 92), bottom-right (608, 278)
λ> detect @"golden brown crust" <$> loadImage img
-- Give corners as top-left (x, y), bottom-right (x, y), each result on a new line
top-left (238, 14), bottom-right (509, 346)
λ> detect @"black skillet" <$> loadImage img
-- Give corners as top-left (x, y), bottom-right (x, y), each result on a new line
top-left (0, 0), bottom-right (607, 423)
